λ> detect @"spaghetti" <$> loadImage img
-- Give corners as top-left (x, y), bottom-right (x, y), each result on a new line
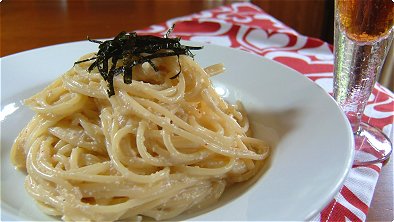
top-left (11, 53), bottom-right (269, 221)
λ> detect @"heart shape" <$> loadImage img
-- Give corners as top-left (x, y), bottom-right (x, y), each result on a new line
top-left (243, 29), bottom-right (289, 50)
top-left (274, 56), bottom-right (334, 74)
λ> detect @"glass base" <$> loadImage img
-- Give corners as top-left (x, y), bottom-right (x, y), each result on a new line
top-left (353, 122), bottom-right (393, 166)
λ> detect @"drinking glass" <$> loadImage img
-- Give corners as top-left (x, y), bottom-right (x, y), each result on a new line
top-left (333, 0), bottom-right (393, 166)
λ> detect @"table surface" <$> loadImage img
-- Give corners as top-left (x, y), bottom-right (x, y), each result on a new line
top-left (1, 1), bottom-right (392, 221)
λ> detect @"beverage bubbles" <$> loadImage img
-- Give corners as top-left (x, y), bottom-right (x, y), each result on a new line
top-left (333, 0), bottom-right (393, 165)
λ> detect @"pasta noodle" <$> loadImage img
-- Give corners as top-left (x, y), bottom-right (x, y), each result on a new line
top-left (11, 53), bottom-right (269, 221)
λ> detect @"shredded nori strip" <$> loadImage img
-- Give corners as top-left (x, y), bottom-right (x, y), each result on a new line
top-left (74, 26), bottom-right (203, 97)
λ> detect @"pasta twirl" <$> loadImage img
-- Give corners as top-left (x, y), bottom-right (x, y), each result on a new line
top-left (11, 54), bottom-right (269, 221)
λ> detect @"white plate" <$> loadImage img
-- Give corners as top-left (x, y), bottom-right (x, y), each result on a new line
top-left (0, 41), bottom-right (354, 221)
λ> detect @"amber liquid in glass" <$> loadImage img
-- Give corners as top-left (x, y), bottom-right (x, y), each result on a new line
top-left (334, 0), bottom-right (394, 132)
top-left (337, 0), bottom-right (394, 42)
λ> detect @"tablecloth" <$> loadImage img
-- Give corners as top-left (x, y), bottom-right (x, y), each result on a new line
top-left (136, 2), bottom-right (394, 221)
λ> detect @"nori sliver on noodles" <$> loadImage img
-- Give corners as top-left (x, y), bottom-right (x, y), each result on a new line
top-left (74, 26), bottom-right (203, 97)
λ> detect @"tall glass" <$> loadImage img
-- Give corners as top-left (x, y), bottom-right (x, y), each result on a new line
top-left (333, 0), bottom-right (393, 166)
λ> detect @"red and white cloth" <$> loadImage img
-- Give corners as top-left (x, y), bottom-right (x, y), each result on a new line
top-left (137, 2), bottom-right (393, 221)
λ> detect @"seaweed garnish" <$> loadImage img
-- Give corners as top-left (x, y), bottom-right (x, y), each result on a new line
top-left (74, 25), bottom-right (203, 97)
